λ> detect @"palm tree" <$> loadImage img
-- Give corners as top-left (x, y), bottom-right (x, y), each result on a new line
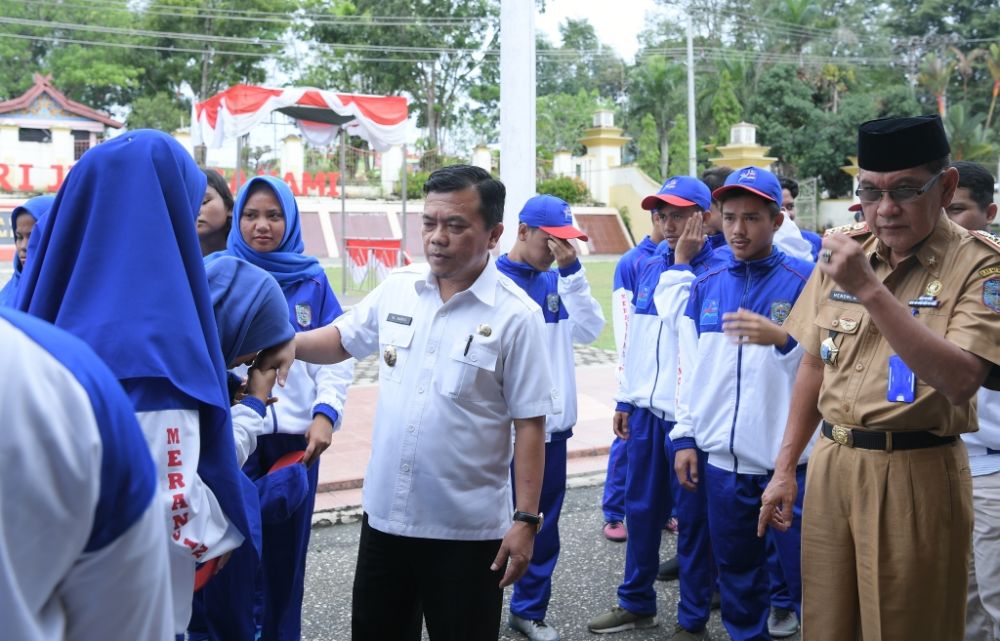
top-left (986, 43), bottom-right (1000, 130)
top-left (948, 46), bottom-right (984, 99)
top-left (917, 52), bottom-right (956, 117)
top-left (944, 103), bottom-right (995, 162)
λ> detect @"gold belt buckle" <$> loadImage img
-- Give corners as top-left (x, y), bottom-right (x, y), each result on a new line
top-left (831, 425), bottom-right (854, 447)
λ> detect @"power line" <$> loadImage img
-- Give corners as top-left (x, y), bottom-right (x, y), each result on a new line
top-left (7, 0), bottom-right (497, 27)
top-left (0, 15), bottom-right (501, 56)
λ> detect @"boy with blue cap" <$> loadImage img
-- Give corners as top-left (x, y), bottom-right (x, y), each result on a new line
top-left (604, 193), bottom-right (668, 542)
top-left (589, 176), bottom-right (724, 636)
top-left (672, 166), bottom-right (814, 641)
top-left (497, 194), bottom-right (605, 641)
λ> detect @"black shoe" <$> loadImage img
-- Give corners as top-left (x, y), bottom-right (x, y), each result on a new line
top-left (656, 556), bottom-right (679, 581)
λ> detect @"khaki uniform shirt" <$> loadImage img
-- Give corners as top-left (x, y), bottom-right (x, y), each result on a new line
top-left (784, 214), bottom-right (1000, 436)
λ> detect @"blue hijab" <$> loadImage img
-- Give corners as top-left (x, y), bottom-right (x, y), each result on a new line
top-left (206, 256), bottom-right (294, 366)
top-left (211, 175), bottom-right (323, 287)
top-left (0, 195), bottom-right (55, 307)
top-left (17, 129), bottom-right (257, 553)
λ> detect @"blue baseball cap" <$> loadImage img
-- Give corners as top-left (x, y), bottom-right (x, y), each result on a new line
top-left (712, 166), bottom-right (783, 207)
top-left (518, 194), bottom-right (588, 241)
top-left (641, 176), bottom-right (711, 212)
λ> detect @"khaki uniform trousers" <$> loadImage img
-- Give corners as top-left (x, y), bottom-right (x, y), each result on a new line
top-left (801, 436), bottom-right (973, 641)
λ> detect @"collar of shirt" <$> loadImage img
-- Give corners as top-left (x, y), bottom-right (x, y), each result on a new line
top-left (414, 254), bottom-right (499, 306)
top-left (726, 246), bottom-right (786, 275)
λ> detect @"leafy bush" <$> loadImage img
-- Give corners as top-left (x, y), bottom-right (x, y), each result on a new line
top-left (536, 176), bottom-right (590, 204)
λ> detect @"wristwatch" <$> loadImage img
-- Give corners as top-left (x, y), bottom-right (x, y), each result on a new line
top-left (513, 510), bottom-right (544, 533)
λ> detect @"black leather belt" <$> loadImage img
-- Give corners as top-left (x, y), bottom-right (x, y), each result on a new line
top-left (821, 421), bottom-right (955, 451)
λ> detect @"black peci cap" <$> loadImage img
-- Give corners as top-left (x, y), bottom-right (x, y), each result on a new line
top-left (857, 115), bottom-right (950, 171)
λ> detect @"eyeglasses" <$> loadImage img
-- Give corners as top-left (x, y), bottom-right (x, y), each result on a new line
top-left (855, 172), bottom-right (943, 206)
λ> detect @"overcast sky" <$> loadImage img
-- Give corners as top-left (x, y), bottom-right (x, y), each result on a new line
top-left (536, 0), bottom-right (659, 62)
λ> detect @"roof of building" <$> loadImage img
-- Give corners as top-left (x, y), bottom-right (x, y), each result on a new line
top-left (0, 74), bottom-right (123, 128)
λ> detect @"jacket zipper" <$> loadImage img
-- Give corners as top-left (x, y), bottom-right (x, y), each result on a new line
top-left (728, 263), bottom-right (754, 472)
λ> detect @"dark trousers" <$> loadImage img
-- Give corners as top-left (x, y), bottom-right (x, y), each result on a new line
top-left (705, 463), bottom-right (806, 641)
top-left (352, 514), bottom-right (506, 641)
top-left (602, 436), bottom-right (628, 522)
top-left (617, 408), bottom-right (674, 616)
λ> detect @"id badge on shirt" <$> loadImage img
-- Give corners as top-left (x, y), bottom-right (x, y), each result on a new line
top-left (887, 354), bottom-right (916, 403)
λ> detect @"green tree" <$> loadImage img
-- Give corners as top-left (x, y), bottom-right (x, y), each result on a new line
top-left (0, 2), bottom-right (146, 109)
top-left (302, 0), bottom-right (499, 158)
top-left (536, 90), bottom-right (606, 159)
top-left (141, 0), bottom-right (297, 103)
top-left (711, 68), bottom-right (742, 147)
top-left (635, 113), bottom-right (661, 180)
top-left (628, 55), bottom-right (685, 180)
top-left (127, 92), bottom-right (188, 131)
top-left (666, 113), bottom-right (689, 178)
top-left (944, 102), bottom-right (995, 161)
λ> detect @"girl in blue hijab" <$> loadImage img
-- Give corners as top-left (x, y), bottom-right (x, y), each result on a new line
top-left (16, 129), bottom-right (261, 638)
top-left (212, 175), bottom-right (353, 641)
top-left (0, 195), bottom-right (54, 307)
top-left (191, 255), bottom-right (309, 641)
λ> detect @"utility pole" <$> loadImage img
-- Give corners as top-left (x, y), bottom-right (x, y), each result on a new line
top-left (686, 13), bottom-right (697, 177)
top-left (498, 0), bottom-right (536, 252)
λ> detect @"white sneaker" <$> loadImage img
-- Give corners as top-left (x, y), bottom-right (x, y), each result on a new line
top-left (767, 607), bottom-right (800, 638)
top-left (509, 614), bottom-right (560, 641)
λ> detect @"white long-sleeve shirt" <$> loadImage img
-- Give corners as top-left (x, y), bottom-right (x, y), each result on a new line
top-left (0, 309), bottom-right (173, 641)
top-left (497, 256), bottom-right (604, 438)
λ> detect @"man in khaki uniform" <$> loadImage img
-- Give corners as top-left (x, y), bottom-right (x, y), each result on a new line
top-left (758, 114), bottom-right (1000, 641)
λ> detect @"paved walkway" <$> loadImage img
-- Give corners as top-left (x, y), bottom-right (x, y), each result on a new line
top-left (314, 345), bottom-right (619, 518)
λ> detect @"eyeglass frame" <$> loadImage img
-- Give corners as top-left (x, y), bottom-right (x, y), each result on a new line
top-left (855, 171), bottom-right (944, 206)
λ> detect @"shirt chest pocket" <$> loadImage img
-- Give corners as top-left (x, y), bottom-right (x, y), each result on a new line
top-left (378, 323), bottom-right (415, 383)
top-left (437, 336), bottom-right (501, 401)
top-left (814, 304), bottom-right (865, 362)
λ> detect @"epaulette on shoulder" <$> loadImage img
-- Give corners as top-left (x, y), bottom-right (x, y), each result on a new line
top-left (970, 229), bottom-right (1000, 254)
top-left (825, 221), bottom-right (871, 239)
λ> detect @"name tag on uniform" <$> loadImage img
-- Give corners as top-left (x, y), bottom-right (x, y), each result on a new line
top-left (887, 354), bottom-right (916, 403)
top-left (386, 313), bottom-right (413, 326)
top-left (830, 290), bottom-right (860, 304)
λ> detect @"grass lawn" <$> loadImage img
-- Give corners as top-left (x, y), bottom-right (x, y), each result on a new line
top-left (326, 258), bottom-right (619, 353)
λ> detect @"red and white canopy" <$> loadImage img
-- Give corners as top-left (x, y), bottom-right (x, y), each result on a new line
top-left (192, 84), bottom-right (408, 151)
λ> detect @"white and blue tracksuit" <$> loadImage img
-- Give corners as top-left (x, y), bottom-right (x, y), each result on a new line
top-left (212, 271), bottom-right (352, 641)
top-left (498, 255), bottom-right (605, 621)
top-left (0, 308), bottom-right (174, 641)
top-left (604, 236), bottom-right (659, 523)
top-left (672, 248), bottom-right (814, 641)
top-left (615, 239), bottom-right (724, 617)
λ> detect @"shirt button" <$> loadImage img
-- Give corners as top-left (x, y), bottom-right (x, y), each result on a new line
top-left (428, 345), bottom-right (436, 353)
top-left (408, 425), bottom-right (415, 433)
top-left (471, 355), bottom-right (478, 362)
top-left (401, 464), bottom-right (410, 472)
top-left (842, 402), bottom-right (850, 412)
top-left (855, 364), bottom-right (864, 371)
top-left (417, 386), bottom-right (425, 394)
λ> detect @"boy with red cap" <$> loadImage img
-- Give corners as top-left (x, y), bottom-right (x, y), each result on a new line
top-left (498, 194), bottom-right (605, 641)
top-left (671, 166), bottom-right (814, 641)
top-left (589, 176), bottom-right (724, 636)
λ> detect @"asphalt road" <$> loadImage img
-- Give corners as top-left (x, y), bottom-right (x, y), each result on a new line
top-left (300, 480), bottom-right (802, 641)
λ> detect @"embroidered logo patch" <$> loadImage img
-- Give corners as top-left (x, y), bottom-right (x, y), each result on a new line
top-left (769, 301), bottom-right (792, 325)
top-left (738, 168), bottom-right (757, 182)
top-left (984, 279), bottom-right (1000, 314)
top-left (295, 303), bottom-right (312, 327)
top-left (636, 286), bottom-right (651, 307)
top-left (701, 299), bottom-right (719, 325)
top-left (562, 204), bottom-right (573, 224)
top-left (546, 292), bottom-right (561, 313)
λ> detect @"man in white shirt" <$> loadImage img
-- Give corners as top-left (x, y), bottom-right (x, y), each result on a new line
top-left (260, 165), bottom-right (555, 641)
